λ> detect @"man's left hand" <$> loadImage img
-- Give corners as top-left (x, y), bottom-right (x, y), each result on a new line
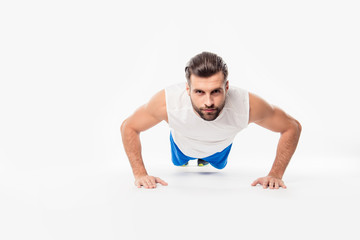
top-left (251, 175), bottom-right (287, 189)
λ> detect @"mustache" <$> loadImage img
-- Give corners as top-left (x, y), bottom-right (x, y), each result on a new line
top-left (202, 104), bottom-right (215, 109)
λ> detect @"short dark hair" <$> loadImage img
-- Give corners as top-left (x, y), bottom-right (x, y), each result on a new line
top-left (185, 52), bottom-right (228, 84)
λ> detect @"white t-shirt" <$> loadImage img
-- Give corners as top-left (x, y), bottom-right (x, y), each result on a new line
top-left (165, 82), bottom-right (250, 158)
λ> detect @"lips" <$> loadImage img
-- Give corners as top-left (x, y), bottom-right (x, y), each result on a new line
top-left (203, 109), bottom-right (216, 112)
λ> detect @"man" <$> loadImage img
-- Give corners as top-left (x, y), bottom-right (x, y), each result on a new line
top-left (121, 52), bottom-right (302, 190)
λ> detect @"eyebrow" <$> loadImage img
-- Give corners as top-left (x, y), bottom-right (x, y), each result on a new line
top-left (193, 88), bottom-right (223, 92)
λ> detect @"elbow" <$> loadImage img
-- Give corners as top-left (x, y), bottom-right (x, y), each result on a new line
top-left (120, 119), bottom-right (128, 135)
top-left (296, 119), bottom-right (302, 134)
top-left (284, 118), bottom-right (302, 137)
top-left (120, 118), bottom-right (139, 136)
top-left (293, 119), bottom-right (302, 137)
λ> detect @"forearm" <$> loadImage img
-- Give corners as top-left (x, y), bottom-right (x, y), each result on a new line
top-left (268, 125), bottom-right (301, 179)
top-left (121, 121), bottom-right (148, 178)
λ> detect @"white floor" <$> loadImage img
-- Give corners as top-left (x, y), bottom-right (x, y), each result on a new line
top-left (1, 156), bottom-right (359, 240)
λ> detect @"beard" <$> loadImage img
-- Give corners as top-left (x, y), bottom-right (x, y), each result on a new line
top-left (190, 98), bottom-right (226, 121)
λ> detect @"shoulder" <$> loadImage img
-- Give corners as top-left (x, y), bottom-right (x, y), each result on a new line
top-left (227, 86), bottom-right (249, 101)
top-left (225, 85), bottom-right (250, 113)
top-left (248, 92), bottom-right (274, 124)
top-left (164, 82), bottom-right (189, 110)
top-left (145, 89), bottom-right (168, 122)
top-left (164, 82), bottom-right (186, 97)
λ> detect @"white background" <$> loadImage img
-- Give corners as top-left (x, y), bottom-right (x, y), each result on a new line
top-left (0, 1), bottom-right (359, 240)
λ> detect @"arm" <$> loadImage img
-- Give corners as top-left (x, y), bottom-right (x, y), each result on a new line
top-left (248, 93), bottom-right (302, 189)
top-left (120, 89), bottom-right (168, 189)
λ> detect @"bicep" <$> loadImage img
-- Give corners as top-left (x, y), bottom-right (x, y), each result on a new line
top-left (256, 106), bottom-right (295, 133)
top-left (248, 93), bottom-right (295, 133)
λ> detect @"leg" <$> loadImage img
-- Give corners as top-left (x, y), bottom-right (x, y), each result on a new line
top-left (169, 132), bottom-right (194, 166)
top-left (203, 144), bottom-right (233, 169)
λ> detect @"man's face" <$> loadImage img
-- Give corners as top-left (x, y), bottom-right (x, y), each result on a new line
top-left (186, 71), bottom-right (229, 121)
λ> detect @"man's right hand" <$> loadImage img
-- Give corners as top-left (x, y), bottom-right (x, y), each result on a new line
top-left (134, 175), bottom-right (168, 189)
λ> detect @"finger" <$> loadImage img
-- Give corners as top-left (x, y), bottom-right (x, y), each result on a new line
top-left (251, 179), bottom-right (260, 186)
top-left (142, 179), bottom-right (150, 188)
top-left (269, 179), bottom-right (275, 189)
top-left (149, 178), bottom-right (157, 188)
top-left (150, 178), bottom-right (157, 188)
top-left (279, 181), bottom-right (287, 189)
top-left (146, 179), bottom-right (154, 189)
top-left (275, 181), bottom-right (279, 189)
top-left (262, 179), bottom-right (269, 189)
top-left (155, 177), bottom-right (168, 186)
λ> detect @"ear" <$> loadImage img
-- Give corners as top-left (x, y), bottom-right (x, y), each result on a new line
top-left (225, 80), bottom-right (229, 92)
top-left (186, 82), bottom-right (190, 96)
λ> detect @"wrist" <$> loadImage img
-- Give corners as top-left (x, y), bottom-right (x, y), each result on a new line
top-left (134, 172), bottom-right (148, 179)
top-left (132, 164), bottom-right (148, 179)
top-left (268, 172), bottom-right (283, 179)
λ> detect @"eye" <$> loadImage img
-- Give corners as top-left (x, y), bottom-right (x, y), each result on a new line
top-left (195, 90), bottom-right (203, 94)
top-left (212, 89), bottom-right (221, 94)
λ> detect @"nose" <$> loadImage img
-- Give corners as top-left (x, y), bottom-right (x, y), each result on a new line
top-left (204, 94), bottom-right (214, 108)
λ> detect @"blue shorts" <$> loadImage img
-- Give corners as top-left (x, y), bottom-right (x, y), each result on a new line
top-left (170, 132), bottom-right (232, 169)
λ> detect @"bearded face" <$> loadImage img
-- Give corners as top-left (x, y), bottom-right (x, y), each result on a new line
top-left (186, 71), bottom-right (228, 121)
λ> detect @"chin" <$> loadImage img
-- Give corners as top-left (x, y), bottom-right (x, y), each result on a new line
top-left (201, 114), bottom-right (218, 121)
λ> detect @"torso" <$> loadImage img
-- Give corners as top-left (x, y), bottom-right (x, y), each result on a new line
top-left (165, 82), bottom-right (250, 158)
